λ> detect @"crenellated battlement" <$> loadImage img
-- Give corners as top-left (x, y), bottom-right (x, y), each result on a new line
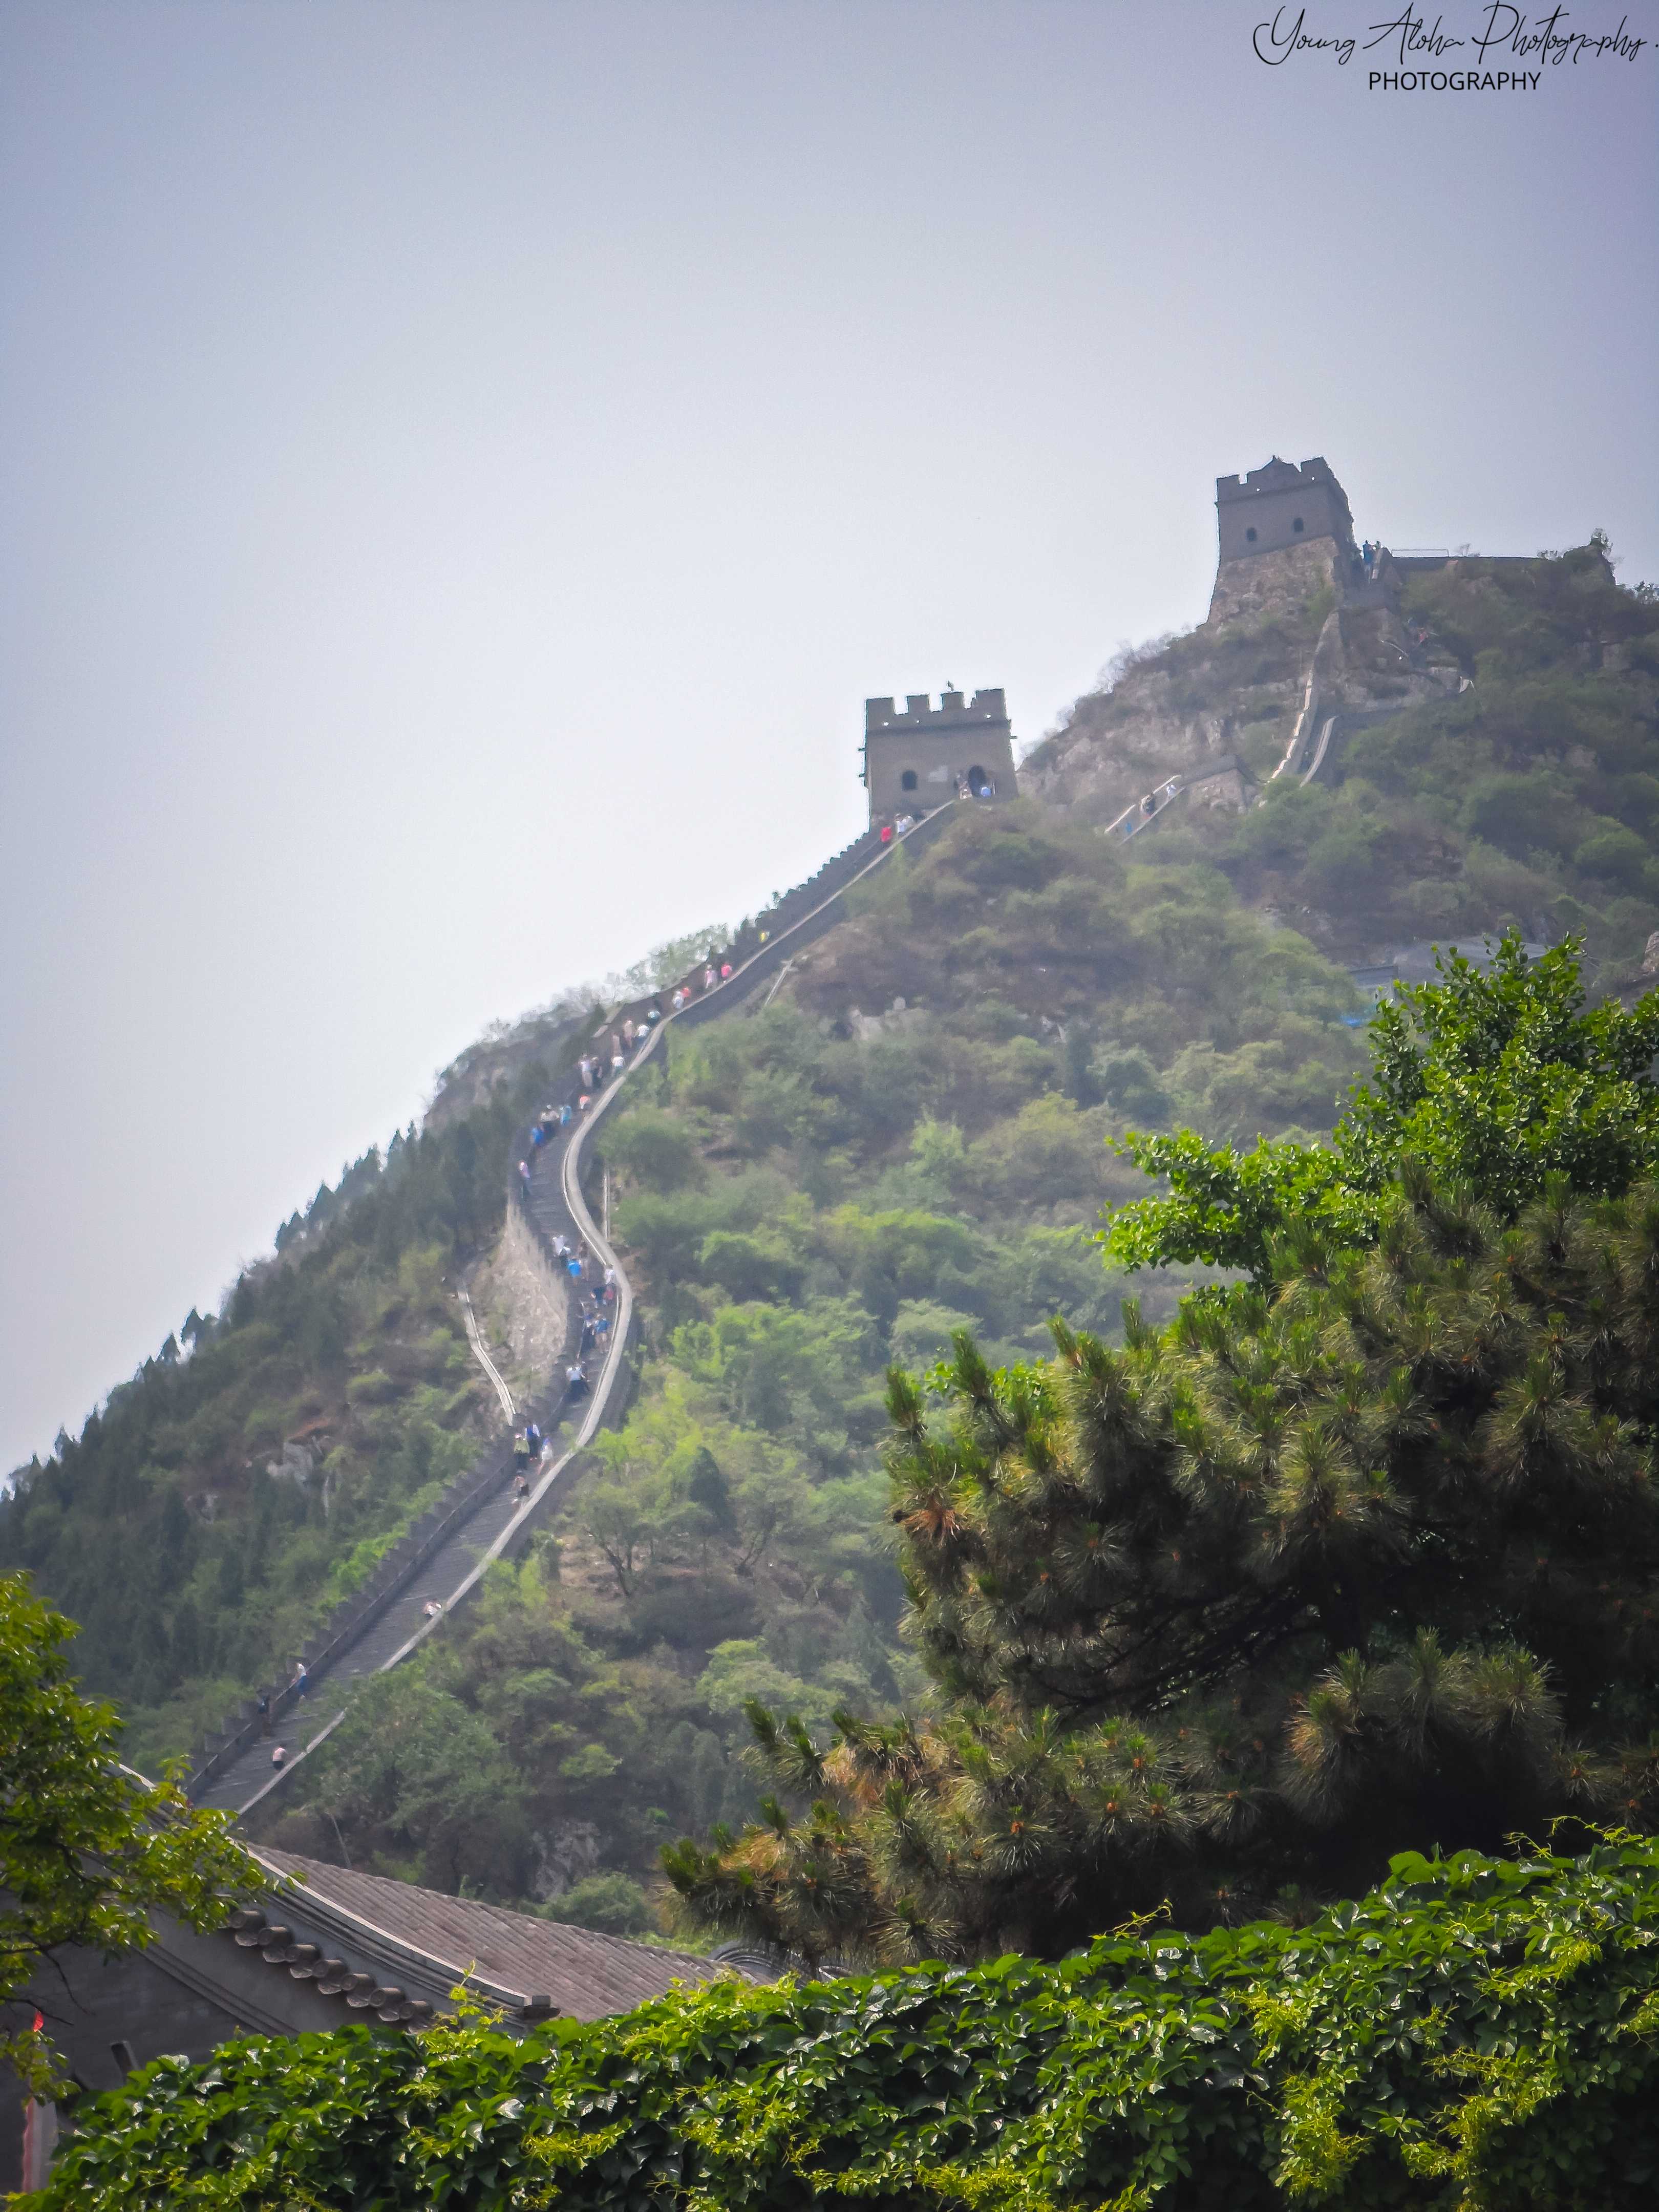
top-left (865, 688), bottom-right (1009, 734)
top-left (1216, 456), bottom-right (1344, 507)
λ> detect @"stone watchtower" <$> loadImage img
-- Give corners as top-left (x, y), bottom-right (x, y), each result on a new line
top-left (1209, 456), bottom-right (1357, 625)
top-left (862, 689), bottom-right (1016, 827)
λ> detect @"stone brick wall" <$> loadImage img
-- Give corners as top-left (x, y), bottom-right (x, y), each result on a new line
top-left (1207, 536), bottom-right (1341, 628)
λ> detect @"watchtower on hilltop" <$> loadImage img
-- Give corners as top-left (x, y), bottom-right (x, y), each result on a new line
top-left (1208, 456), bottom-right (1362, 625)
top-left (862, 689), bottom-right (1016, 827)
top-left (1216, 456), bottom-right (1356, 563)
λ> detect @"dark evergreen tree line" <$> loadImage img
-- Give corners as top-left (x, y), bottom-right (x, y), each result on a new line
top-left (0, 1056), bottom-right (557, 1747)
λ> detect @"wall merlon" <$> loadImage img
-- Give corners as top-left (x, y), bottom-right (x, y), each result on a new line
top-left (865, 688), bottom-right (1013, 734)
top-left (1218, 456), bottom-right (1337, 504)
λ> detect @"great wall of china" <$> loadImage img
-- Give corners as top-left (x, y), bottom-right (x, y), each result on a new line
top-left (12, 461), bottom-right (1558, 2174)
top-left (186, 799), bottom-right (966, 1818)
top-left (187, 454), bottom-right (1501, 1819)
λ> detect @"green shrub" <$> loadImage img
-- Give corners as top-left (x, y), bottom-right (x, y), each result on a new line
top-left (344, 1369), bottom-right (397, 1408)
top-left (34, 1835), bottom-right (1659, 2210)
top-left (1575, 822), bottom-right (1649, 890)
top-left (1463, 768), bottom-right (1581, 858)
top-left (538, 1869), bottom-right (653, 1936)
top-left (604, 1104), bottom-right (706, 1192)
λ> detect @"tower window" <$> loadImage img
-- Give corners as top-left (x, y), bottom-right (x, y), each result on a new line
top-left (1245, 527), bottom-right (1258, 543)
top-left (900, 770), bottom-right (918, 792)
top-left (1293, 516), bottom-right (1305, 533)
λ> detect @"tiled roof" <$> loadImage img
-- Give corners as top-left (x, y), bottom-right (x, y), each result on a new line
top-left (256, 1848), bottom-right (729, 2021)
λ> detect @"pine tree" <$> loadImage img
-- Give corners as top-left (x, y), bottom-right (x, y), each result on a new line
top-left (666, 946), bottom-right (1659, 1964)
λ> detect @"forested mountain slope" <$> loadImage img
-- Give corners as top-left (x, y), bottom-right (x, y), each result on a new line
top-left (0, 1044), bottom-right (575, 1771)
top-left (10, 539), bottom-right (1659, 1943)
top-left (253, 801), bottom-right (1376, 1919)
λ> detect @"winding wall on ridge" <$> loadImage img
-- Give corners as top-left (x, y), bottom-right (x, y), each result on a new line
top-left (188, 800), bottom-right (965, 1817)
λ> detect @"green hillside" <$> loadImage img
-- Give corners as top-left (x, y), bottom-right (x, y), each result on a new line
top-left (9, 539), bottom-right (1659, 1940)
top-left (0, 1062), bottom-right (561, 1771)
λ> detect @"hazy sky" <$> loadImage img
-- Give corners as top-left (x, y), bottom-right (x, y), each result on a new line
top-left (3, 0), bottom-right (1656, 1473)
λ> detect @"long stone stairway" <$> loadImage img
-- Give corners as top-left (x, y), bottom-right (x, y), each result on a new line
top-left (188, 801), bottom-right (964, 1820)
top-left (192, 1453), bottom-right (541, 1812)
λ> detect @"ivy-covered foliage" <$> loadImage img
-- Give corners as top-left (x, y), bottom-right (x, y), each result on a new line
top-left (29, 1835), bottom-right (1659, 2210)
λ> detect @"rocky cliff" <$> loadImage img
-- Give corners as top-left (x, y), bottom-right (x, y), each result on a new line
top-left (1021, 542), bottom-right (1460, 829)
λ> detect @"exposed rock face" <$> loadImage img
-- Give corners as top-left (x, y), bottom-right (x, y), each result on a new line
top-left (427, 1010), bottom-right (583, 1131)
top-left (846, 998), bottom-right (924, 1044)
top-left (1208, 537), bottom-right (1341, 628)
top-left (531, 1819), bottom-right (602, 1901)
top-left (1019, 639), bottom-right (1302, 827)
top-left (1022, 545), bottom-right (1453, 828)
top-left (472, 1200), bottom-right (569, 1390)
top-left (265, 1438), bottom-right (317, 1487)
top-left (1186, 762), bottom-right (1249, 813)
